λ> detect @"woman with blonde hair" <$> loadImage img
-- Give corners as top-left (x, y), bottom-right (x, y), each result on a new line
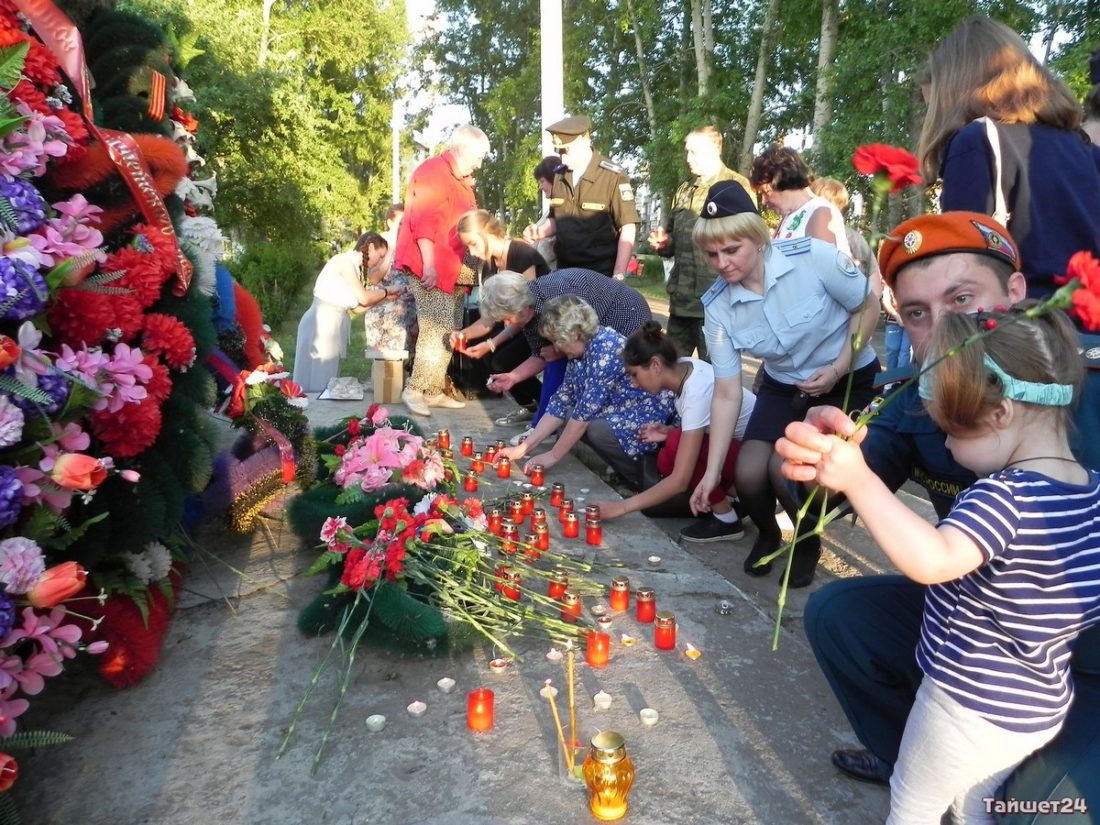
top-left (689, 181), bottom-right (881, 587)
top-left (497, 295), bottom-right (674, 486)
top-left (917, 14), bottom-right (1100, 298)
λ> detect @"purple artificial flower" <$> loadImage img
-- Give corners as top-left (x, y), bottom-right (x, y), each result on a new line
top-left (0, 175), bottom-right (47, 235)
top-left (0, 537), bottom-right (44, 594)
top-left (0, 256), bottom-right (47, 321)
top-left (0, 467), bottom-right (21, 531)
top-left (0, 588), bottom-right (13, 642)
top-left (11, 370), bottom-right (69, 417)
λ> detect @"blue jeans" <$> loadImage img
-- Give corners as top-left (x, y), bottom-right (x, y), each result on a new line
top-left (533, 358), bottom-right (567, 426)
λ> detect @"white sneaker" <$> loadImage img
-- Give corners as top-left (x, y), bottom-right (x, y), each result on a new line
top-left (509, 428), bottom-right (534, 446)
top-left (401, 388), bottom-right (431, 416)
top-left (426, 392), bottom-right (466, 409)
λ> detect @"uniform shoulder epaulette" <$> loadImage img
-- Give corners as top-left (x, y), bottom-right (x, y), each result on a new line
top-left (598, 159), bottom-right (627, 175)
top-left (774, 237), bottom-right (812, 256)
top-left (700, 277), bottom-right (727, 307)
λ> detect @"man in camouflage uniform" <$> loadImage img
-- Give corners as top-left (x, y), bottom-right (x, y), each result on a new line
top-left (524, 115), bottom-right (639, 278)
top-left (649, 126), bottom-right (756, 359)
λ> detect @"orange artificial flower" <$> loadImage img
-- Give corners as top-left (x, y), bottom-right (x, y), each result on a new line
top-left (48, 453), bottom-right (108, 491)
top-left (27, 562), bottom-right (87, 608)
top-left (0, 335), bottom-right (18, 370)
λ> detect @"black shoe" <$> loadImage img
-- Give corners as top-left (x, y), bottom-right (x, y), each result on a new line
top-left (743, 533), bottom-right (779, 576)
top-left (831, 748), bottom-right (891, 786)
top-left (787, 536), bottom-right (822, 589)
top-left (679, 514), bottom-right (745, 543)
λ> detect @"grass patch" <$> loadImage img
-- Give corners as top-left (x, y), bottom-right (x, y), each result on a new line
top-left (270, 284), bottom-right (372, 383)
top-left (630, 254), bottom-right (670, 304)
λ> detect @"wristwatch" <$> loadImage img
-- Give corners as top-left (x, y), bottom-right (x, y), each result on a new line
top-left (612, 272), bottom-right (626, 281)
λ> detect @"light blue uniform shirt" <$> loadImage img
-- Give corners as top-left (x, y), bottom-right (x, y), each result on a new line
top-left (702, 237), bottom-right (876, 383)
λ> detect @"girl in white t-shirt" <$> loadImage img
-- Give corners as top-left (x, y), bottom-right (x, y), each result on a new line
top-left (592, 321), bottom-right (755, 541)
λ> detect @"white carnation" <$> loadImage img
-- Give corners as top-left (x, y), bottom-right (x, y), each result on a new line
top-left (122, 552), bottom-right (155, 584)
top-left (144, 542), bottom-right (173, 581)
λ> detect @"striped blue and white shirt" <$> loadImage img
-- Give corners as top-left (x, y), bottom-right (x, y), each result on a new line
top-left (918, 469), bottom-right (1100, 733)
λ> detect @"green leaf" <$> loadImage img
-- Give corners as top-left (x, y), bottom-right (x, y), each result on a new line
top-left (0, 42), bottom-right (28, 90)
top-left (0, 113), bottom-right (27, 139)
top-left (1, 730), bottom-right (74, 750)
top-left (0, 791), bottom-right (19, 825)
top-left (0, 375), bottom-right (51, 405)
top-left (47, 512), bottom-right (110, 550)
top-left (304, 549), bottom-right (343, 577)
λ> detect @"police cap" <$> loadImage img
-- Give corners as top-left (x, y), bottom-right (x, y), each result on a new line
top-left (546, 115), bottom-right (592, 137)
top-left (700, 180), bottom-right (757, 219)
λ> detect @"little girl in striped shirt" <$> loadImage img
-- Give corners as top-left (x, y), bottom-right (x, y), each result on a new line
top-left (780, 305), bottom-right (1100, 824)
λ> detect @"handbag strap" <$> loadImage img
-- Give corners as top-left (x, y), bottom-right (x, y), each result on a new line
top-left (978, 117), bottom-right (1012, 226)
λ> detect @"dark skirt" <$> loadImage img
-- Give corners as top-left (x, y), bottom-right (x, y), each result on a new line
top-left (742, 359), bottom-right (881, 443)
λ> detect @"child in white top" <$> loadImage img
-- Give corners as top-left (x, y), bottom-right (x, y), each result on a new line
top-left (779, 305), bottom-right (1100, 824)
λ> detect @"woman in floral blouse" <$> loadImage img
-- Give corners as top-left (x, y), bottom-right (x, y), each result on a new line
top-left (498, 295), bottom-right (675, 487)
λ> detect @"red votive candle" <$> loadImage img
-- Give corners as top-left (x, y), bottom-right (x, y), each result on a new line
top-left (586, 631), bottom-right (611, 667)
top-left (636, 588), bottom-right (656, 623)
top-left (472, 452), bottom-right (485, 474)
top-left (508, 499), bottom-right (524, 524)
top-left (534, 524), bottom-right (550, 551)
top-left (523, 534), bottom-right (541, 559)
top-left (467, 688), bottom-right (494, 731)
top-left (497, 457), bottom-right (511, 478)
top-left (493, 563), bottom-right (508, 592)
top-left (501, 569), bottom-right (521, 601)
top-left (549, 568), bottom-right (569, 599)
top-left (485, 446), bottom-right (497, 465)
top-left (455, 332), bottom-right (466, 353)
top-left (500, 525), bottom-right (519, 555)
top-left (654, 611), bottom-right (677, 650)
top-left (532, 507), bottom-right (548, 527)
top-left (529, 464), bottom-right (545, 486)
top-left (549, 483), bottom-right (565, 508)
top-left (437, 429), bottom-right (451, 450)
top-left (559, 498), bottom-right (574, 523)
top-left (461, 436), bottom-right (474, 457)
top-left (463, 471), bottom-right (478, 492)
top-left (585, 517), bottom-right (602, 546)
top-left (560, 591), bottom-right (581, 622)
top-left (609, 577), bottom-right (630, 612)
top-left (521, 492), bottom-right (535, 515)
top-left (495, 439), bottom-right (506, 451)
top-left (562, 513), bottom-right (579, 538)
top-left (585, 504), bottom-right (601, 521)
top-left (487, 509), bottom-right (503, 535)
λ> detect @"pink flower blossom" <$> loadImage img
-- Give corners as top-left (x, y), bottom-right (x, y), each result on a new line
top-left (1, 232), bottom-right (49, 270)
top-left (120, 470), bottom-right (140, 483)
top-left (0, 537), bottom-right (45, 594)
top-left (50, 422), bottom-right (90, 452)
top-left (13, 465), bottom-right (71, 513)
top-left (0, 396), bottom-right (23, 449)
top-left (320, 516), bottom-right (350, 546)
top-left (3, 607), bottom-right (81, 658)
top-left (0, 685), bottom-right (29, 737)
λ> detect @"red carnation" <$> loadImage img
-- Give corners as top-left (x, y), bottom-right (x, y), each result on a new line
top-left (91, 396), bottom-right (163, 458)
top-left (852, 144), bottom-right (922, 194)
top-left (142, 313), bottom-right (196, 370)
top-left (334, 444), bottom-right (346, 456)
top-left (142, 355), bottom-right (173, 402)
top-left (347, 417), bottom-right (361, 436)
top-left (47, 289), bottom-right (116, 348)
top-left (1054, 251), bottom-right (1100, 332)
top-left (110, 247), bottom-right (171, 308)
top-left (130, 224), bottom-right (184, 277)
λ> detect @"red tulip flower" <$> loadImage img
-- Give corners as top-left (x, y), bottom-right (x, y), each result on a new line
top-left (48, 453), bottom-right (108, 491)
top-left (852, 144), bottom-right (922, 194)
top-left (27, 562), bottom-right (88, 608)
top-left (0, 753), bottom-right (18, 793)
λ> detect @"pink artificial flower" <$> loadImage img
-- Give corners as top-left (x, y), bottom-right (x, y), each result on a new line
top-left (52, 194), bottom-right (103, 226)
top-left (120, 470), bottom-right (140, 483)
top-left (0, 232), bottom-right (49, 270)
top-left (50, 422), bottom-right (90, 453)
top-left (365, 404), bottom-right (388, 426)
top-left (13, 465), bottom-right (72, 513)
top-left (319, 516), bottom-right (350, 546)
top-left (48, 452), bottom-right (107, 490)
top-left (86, 641), bottom-right (109, 654)
top-left (0, 685), bottom-right (29, 737)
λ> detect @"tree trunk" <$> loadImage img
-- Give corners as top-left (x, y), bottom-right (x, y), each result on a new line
top-left (690, 0), bottom-right (711, 96)
top-left (625, 0), bottom-right (658, 138)
top-left (811, 0), bottom-right (838, 140)
top-left (739, 0), bottom-right (782, 172)
top-left (258, 0), bottom-right (276, 67)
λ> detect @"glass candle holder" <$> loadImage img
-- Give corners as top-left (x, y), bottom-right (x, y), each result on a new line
top-left (529, 464), bottom-right (545, 486)
top-left (548, 568), bottom-right (569, 599)
top-left (522, 534), bottom-right (541, 559)
top-left (460, 436), bottom-right (474, 457)
top-left (582, 731), bottom-right (635, 821)
top-left (561, 590), bottom-right (581, 622)
top-left (455, 332), bottom-right (466, 353)
top-left (466, 688), bottom-right (494, 732)
top-left (635, 588), bottom-right (656, 623)
top-left (495, 439), bottom-right (507, 451)
top-left (485, 445), bottom-right (497, 465)
top-left (585, 517), bottom-right (602, 546)
top-left (521, 491), bottom-right (535, 515)
top-left (559, 498), bottom-right (575, 523)
top-left (497, 456), bottom-right (511, 478)
top-left (563, 512), bottom-right (580, 538)
top-left (500, 526), bottom-right (519, 555)
top-left (586, 631), bottom-right (610, 667)
top-left (493, 563), bottom-right (509, 592)
top-left (532, 507), bottom-right (548, 527)
top-left (609, 577), bottom-right (630, 612)
top-left (508, 499), bottom-right (524, 524)
top-left (501, 569), bottom-right (521, 601)
top-left (437, 429), bottom-right (451, 450)
top-left (654, 611), bottom-right (677, 650)
top-left (534, 523), bottom-right (550, 551)
top-left (549, 483), bottom-right (565, 508)
top-left (487, 509), bottom-right (503, 535)
top-left (463, 471), bottom-right (478, 492)
top-left (472, 452), bottom-right (485, 474)
top-left (585, 504), bottom-right (601, 521)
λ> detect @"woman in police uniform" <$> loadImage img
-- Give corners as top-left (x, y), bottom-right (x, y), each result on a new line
top-left (688, 181), bottom-right (881, 587)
